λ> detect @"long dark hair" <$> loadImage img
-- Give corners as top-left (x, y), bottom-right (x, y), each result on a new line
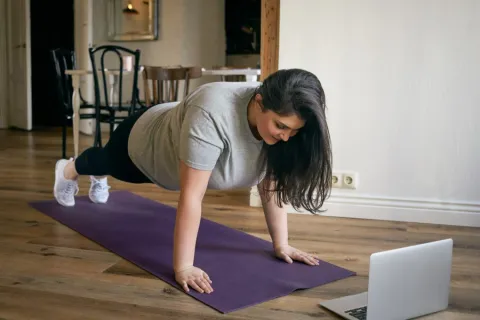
top-left (256, 69), bottom-right (332, 214)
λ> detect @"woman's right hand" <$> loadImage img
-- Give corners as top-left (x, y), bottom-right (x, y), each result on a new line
top-left (175, 266), bottom-right (214, 294)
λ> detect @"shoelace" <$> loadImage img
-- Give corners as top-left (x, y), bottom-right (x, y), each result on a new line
top-left (63, 181), bottom-right (78, 197)
top-left (92, 181), bottom-right (110, 192)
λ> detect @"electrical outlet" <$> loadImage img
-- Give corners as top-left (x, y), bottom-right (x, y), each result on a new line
top-left (332, 172), bottom-right (343, 188)
top-left (342, 172), bottom-right (358, 189)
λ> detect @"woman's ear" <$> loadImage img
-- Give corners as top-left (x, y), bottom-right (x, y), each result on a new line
top-left (255, 94), bottom-right (264, 111)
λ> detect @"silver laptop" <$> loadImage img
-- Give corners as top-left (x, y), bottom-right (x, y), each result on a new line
top-left (319, 238), bottom-right (453, 320)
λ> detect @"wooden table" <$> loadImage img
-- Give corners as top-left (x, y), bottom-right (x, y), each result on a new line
top-left (65, 68), bottom-right (262, 158)
top-left (65, 69), bottom-right (139, 157)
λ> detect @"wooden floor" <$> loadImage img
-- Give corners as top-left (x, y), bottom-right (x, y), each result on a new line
top-left (0, 128), bottom-right (479, 319)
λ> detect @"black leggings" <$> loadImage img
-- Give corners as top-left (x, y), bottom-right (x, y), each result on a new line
top-left (75, 109), bottom-right (152, 184)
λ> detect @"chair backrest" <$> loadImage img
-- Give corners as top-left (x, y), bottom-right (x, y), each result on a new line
top-left (142, 66), bottom-right (202, 106)
top-left (88, 45), bottom-right (141, 113)
top-left (212, 66), bottom-right (247, 82)
top-left (50, 48), bottom-right (76, 114)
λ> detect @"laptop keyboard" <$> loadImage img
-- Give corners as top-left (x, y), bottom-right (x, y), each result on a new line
top-left (345, 306), bottom-right (367, 320)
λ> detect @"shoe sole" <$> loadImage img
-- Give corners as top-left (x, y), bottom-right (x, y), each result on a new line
top-left (53, 160), bottom-right (74, 207)
top-left (88, 193), bottom-right (108, 204)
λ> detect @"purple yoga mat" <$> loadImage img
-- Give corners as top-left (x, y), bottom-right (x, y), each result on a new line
top-left (29, 191), bottom-right (355, 313)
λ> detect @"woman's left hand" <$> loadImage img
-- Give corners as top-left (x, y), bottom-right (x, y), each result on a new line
top-left (274, 244), bottom-right (320, 266)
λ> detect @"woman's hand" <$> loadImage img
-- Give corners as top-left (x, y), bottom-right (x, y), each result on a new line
top-left (173, 162), bottom-right (214, 294)
top-left (175, 266), bottom-right (213, 294)
top-left (274, 244), bottom-right (320, 266)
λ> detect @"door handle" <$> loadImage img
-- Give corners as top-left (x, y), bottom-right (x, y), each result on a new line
top-left (14, 43), bottom-right (26, 49)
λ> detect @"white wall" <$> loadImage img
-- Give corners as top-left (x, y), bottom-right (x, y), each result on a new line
top-left (182, 0), bottom-right (227, 83)
top-left (92, 0), bottom-right (225, 91)
top-left (252, 0), bottom-right (480, 227)
top-left (84, 0), bottom-right (225, 134)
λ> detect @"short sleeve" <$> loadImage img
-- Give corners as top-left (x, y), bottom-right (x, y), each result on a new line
top-left (179, 106), bottom-right (224, 171)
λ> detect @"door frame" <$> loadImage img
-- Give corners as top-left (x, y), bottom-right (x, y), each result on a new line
top-left (3, 0), bottom-right (92, 131)
top-left (6, 0), bottom-right (32, 130)
top-left (249, 0), bottom-right (280, 204)
top-left (0, 0), bottom-right (8, 128)
top-left (260, 0), bottom-right (280, 80)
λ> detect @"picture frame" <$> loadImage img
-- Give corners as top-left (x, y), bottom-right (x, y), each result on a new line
top-left (107, 0), bottom-right (158, 41)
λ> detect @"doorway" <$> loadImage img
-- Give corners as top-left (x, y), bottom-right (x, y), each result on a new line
top-left (224, 0), bottom-right (280, 79)
top-left (30, 0), bottom-right (74, 129)
top-left (224, 0), bottom-right (261, 69)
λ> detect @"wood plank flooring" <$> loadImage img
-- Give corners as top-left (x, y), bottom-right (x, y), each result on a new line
top-left (0, 128), bottom-right (479, 319)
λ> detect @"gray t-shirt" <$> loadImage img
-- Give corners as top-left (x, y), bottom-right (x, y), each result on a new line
top-left (127, 81), bottom-right (266, 190)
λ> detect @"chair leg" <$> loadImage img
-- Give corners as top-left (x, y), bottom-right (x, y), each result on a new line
top-left (109, 111), bottom-right (115, 136)
top-left (95, 119), bottom-right (102, 148)
top-left (94, 106), bottom-right (102, 148)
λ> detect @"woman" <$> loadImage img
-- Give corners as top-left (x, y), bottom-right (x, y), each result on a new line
top-left (53, 68), bottom-right (332, 294)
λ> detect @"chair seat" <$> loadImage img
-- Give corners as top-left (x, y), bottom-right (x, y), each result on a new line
top-left (98, 105), bottom-right (134, 112)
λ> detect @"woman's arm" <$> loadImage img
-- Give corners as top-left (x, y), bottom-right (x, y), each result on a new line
top-left (173, 160), bottom-right (214, 294)
top-left (258, 178), bottom-right (320, 266)
top-left (257, 178), bottom-right (289, 249)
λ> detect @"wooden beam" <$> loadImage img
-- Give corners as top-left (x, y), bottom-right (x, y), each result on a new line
top-left (260, 0), bottom-right (280, 81)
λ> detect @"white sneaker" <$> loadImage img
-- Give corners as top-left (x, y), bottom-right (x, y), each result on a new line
top-left (89, 176), bottom-right (110, 204)
top-left (54, 158), bottom-right (79, 207)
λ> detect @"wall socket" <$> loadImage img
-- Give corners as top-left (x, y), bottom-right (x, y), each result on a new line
top-left (332, 172), bottom-right (359, 189)
top-left (332, 173), bottom-right (343, 188)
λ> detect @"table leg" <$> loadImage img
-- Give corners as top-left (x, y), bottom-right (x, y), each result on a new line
top-left (71, 75), bottom-right (80, 158)
top-left (109, 74), bottom-right (120, 130)
top-left (109, 74), bottom-right (116, 106)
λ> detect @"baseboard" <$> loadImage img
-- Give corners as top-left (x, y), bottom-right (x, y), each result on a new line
top-left (249, 187), bottom-right (480, 227)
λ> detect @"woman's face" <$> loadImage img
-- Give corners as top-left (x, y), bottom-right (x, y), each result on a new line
top-left (253, 94), bottom-right (305, 145)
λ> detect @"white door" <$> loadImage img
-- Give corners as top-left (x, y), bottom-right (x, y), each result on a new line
top-left (7, 0), bottom-right (32, 130)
